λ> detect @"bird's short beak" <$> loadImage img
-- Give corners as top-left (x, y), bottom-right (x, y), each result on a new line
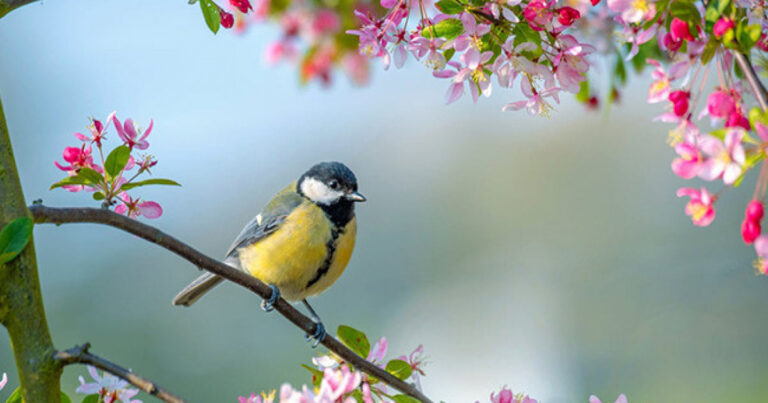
top-left (345, 192), bottom-right (367, 202)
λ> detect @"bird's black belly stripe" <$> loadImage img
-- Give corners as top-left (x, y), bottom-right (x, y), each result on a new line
top-left (306, 227), bottom-right (342, 289)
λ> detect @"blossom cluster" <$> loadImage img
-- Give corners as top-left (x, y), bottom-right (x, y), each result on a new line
top-left (638, 0), bottom-right (768, 273)
top-left (193, 0), bottom-right (375, 86)
top-left (51, 111), bottom-right (179, 219)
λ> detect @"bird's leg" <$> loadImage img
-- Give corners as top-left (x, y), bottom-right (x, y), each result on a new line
top-left (302, 299), bottom-right (326, 348)
top-left (260, 284), bottom-right (280, 312)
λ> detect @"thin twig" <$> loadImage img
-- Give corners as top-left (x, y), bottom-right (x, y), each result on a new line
top-left (734, 51), bottom-right (768, 111)
top-left (0, 0), bottom-right (40, 18)
top-left (54, 343), bottom-right (185, 403)
top-left (30, 205), bottom-right (433, 403)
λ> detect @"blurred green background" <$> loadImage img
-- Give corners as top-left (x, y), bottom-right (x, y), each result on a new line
top-left (2, 1), bottom-right (768, 402)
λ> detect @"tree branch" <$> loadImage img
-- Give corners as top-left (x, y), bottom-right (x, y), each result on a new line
top-left (30, 205), bottom-right (433, 403)
top-left (54, 343), bottom-right (185, 403)
top-left (735, 51), bottom-right (768, 111)
top-left (0, 91), bottom-right (62, 401)
top-left (0, 0), bottom-right (40, 18)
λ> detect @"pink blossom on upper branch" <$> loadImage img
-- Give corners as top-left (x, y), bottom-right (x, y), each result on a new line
top-left (113, 115), bottom-right (153, 150)
top-left (487, 386), bottom-right (538, 403)
top-left (0, 373), bottom-right (6, 392)
top-left (698, 129), bottom-right (746, 185)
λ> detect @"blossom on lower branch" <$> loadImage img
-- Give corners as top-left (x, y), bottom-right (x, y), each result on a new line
top-left (76, 366), bottom-right (142, 403)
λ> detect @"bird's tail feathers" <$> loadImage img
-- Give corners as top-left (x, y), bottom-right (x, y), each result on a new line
top-left (172, 271), bottom-right (224, 307)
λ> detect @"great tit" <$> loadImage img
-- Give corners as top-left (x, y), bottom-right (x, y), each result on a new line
top-left (172, 161), bottom-right (366, 345)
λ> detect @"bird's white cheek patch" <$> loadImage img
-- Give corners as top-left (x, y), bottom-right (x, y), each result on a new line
top-left (301, 177), bottom-right (343, 205)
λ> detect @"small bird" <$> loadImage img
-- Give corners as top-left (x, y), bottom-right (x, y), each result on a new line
top-left (172, 161), bottom-right (366, 345)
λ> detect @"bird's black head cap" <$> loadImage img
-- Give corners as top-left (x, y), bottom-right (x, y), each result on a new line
top-left (297, 162), bottom-right (364, 228)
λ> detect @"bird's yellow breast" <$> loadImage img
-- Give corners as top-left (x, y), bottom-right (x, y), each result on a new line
top-left (237, 201), bottom-right (356, 301)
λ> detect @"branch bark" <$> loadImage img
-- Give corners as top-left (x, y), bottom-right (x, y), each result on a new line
top-left (735, 51), bottom-right (768, 111)
top-left (0, 93), bottom-right (62, 400)
top-left (54, 343), bottom-right (186, 403)
top-left (30, 205), bottom-right (433, 403)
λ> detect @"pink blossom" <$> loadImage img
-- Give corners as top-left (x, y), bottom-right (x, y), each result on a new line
top-left (621, 24), bottom-right (656, 60)
top-left (713, 17), bottom-right (735, 38)
top-left (487, 386), bottom-right (538, 403)
top-left (75, 112), bottom-right (115, 147)
top-left (0, 373), bottom-right (6, 392)
top-left (755, 235), bottom-right (768, 274)
top-left (55, 144), bottom-right (97, 174)
top-left (607, 0), bottom-right (655, 24)
top-left (698, 129), bottom-right (745, 184)
top-left (707, 89), bottom-right (737, 118)
top-left (436, 48), bottom-right (494, 104)
top-left (310, 9), bottom-right (340, 37)
top-left (647, 59), bottom-right (670, 103)
top-left (589, 395), bottom-right (628, 403)
top-left (76, 366), bottom-right (141, 403)
top-left (265, 40), bottom-right (297, 65)
top-left (411, 36), bottom-right (447, 70)
top-left (397, 344), bottom-right (426, 390)
top-left (523, 0), bottom-right (553, 31)
top-left (725, 112), bottom-right (750, 130)
top-left (669, 17), bottom-right (694, 41)
top-left (671, 141), bottom-right (702, 179)
top-left (677, 187), bottom-right (716, 226)
top-left (503, 85), bottom-right (561, 116)
top-left (230, 0), bottom-right (253, 13)
top-left (113, 116), bottom-right (153, 150)
top-left (367, 337), bottom-right (388, 364)
top-left (553, 35), bottom-right (594, 93)
top-left (668, 90), bottom-right (690, 117)
top-left (115, 193), bottom-right (163, 219)
top-left (342, 52), bottom-right (371, 85)
top-left (557, 6), bottom-right (580, 25)
top-left (492, 41), bottom-right (537, 88)
top-left (454, 13), bottom-right (491, 51)
top-left (238, 392), bottom-right (273, 403)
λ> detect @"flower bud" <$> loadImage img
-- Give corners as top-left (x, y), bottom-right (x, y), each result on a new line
top-left (220, 10), bottom-right (235, 28)
top-left (743, 218), bottom-right (761, 244)
top-left (713, 17), bottom-right (735, 38)
top-left (747, 199), bottom-right (764, 221)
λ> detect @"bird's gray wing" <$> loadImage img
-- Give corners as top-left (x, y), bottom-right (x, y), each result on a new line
top-left (224, 185), bottom-right (304, 260)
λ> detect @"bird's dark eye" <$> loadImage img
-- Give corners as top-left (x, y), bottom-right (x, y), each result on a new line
top-left (328, 179), bottom-right (339, 190)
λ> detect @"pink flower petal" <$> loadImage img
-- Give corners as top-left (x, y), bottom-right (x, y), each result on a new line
top-left (138, 201), bottom-right (163, 219)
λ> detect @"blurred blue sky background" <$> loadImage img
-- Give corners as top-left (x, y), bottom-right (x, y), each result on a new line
top-left (2, 1), bottom-right (768, 401)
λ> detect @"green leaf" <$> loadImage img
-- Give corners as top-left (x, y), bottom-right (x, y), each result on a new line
top-left (118, 178), bottom-right (182, 191)
top-left (749, 106), bottom-right (768, 129)
top-left (199, 0), bottom-right (221, 34)
top-left (738, 23), bottom-right (761, 51)
top-left (576, 80), bottom-right (590, 103)
top-left (92, 191), bottom-right (105, 201)
top-left (614, 55), bottom-right (627, 85)
top-left (61, 392), bottom-right (73, 403)
top-left (5, 387), bottom-right (21, 403)
top-left (710, 128), bottom-right (728, 140)
top-left (301, 364), bottom-right (325, 387)
top-left (104, 145), bottom-right (131, 180)
top-left (385, 359), bottom-right (413, 380)
top-left (435, 0), bottom-right (464, 14)
top-left (50, 175), bottom-right (92, 190)
top-left (337, 325), bottom-right (370, 358)
top-left (512, 23), bottom-right (543, 58)
top-left (0, 217), bottom-right (33, 265)
top-left (701, 40), bottom-right (718, 64)
top-left (81, 395), bottom-right (100, 403)
top-left (443, 48), bottom-right (456, 62)
top-left (50, 167), bottom-right (105, 190)
top-left (421, 19), bottom-right (463, 40)
top-left (392, 395), bottom-right (421, 403)
top-left (670, 1), bottom-right (701, 26)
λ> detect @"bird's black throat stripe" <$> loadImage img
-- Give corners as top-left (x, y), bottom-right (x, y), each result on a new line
top-left (305, 227), bottom-right (343, 289)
